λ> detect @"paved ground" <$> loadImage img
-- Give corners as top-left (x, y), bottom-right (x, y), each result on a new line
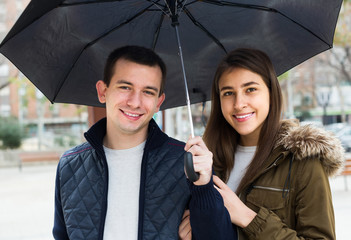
top-left (0, 163), bottom-right (350, 240)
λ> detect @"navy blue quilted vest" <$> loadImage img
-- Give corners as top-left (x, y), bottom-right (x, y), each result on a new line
top-left (54, 119), bottom-right (190, 239)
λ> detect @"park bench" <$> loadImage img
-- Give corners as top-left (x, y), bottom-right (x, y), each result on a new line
top-left (18, 151), bottom-right (61, 170)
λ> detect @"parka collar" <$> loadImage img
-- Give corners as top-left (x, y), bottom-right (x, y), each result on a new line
top-left (274, 119), bottom-right (344, 177)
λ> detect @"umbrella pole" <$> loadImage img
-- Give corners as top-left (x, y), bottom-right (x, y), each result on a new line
top-left (174, 25), bottom-right (195, 138)
top-left (174, 24), bottom-right (199, 182)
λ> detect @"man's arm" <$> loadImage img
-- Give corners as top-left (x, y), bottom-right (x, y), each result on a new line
top-left (52, 164), bottom-right (69, 240)
top-left (188, 178), bottom-right (238, 240)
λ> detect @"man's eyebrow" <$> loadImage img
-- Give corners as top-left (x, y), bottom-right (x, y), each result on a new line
top-left (116, 80), bottom-right (159, 92)
top-left (145, 86), bottom-right (159, 92)
top-left (116, 80), bottom-right (132, 85)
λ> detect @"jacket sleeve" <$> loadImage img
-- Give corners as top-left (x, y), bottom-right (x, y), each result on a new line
top-left (52, 162), bottom-right (69, 240)
top-left (189, 177), bottom-right (238, 240)
top-left (242, 157), bottom-right (335, 240)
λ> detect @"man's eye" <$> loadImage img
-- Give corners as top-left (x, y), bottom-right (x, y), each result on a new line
top-left (120, 86), bottom-right (130, 90)
top-left (144, 91), bottom-right (155, 96)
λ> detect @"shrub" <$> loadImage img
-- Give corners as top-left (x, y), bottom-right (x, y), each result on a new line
top-left (0, 117), bottom-right (23, 149)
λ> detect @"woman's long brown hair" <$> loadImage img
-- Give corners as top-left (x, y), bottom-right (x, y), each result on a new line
top-left (203, 48), bottom-right (282, 194)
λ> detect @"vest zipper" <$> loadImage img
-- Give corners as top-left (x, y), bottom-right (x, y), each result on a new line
top-left (137, 125), bottom-right (155, 240)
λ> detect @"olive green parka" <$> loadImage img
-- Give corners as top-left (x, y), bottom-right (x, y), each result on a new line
top-left (239, 120), bottom-right (344, 240)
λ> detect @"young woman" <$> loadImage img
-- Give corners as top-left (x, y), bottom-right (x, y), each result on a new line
top-left (179, 48), bottom-right (344, 240)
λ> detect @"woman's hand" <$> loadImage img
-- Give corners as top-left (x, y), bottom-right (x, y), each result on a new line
top-left (213, 175), bottom-right (257, 228)
top-left (184, 136), bottom-right (213, 186)
top-left (178, 209), bottom-right (192, 240)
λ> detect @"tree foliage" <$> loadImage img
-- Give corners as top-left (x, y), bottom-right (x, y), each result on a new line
top-left (334, 1), bottom-right (351, 47)
top-left (0, 117), bottom-right (23, 149)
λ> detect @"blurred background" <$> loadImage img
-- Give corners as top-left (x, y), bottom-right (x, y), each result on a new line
top-left (0, 0), bottom-right (350, 240)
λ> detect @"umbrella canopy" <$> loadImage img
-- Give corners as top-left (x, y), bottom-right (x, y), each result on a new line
top-left (0, 0), bottom-right (343, 110)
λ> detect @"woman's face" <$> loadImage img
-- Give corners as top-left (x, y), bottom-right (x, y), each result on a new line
top-left (218, 67), bottom-right (270, 146)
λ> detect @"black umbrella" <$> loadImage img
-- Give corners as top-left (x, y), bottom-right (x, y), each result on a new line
top-left (0, 0), bottom-right (343, 181)
top-left (0, 0), bottom-right (343, 109)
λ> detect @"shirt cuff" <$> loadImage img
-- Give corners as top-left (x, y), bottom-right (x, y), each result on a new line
top-left (188, 177), bottom-right (224, 210)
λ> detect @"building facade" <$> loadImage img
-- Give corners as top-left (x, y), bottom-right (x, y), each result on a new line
top-left (0, 0), bottom-right (88, 150)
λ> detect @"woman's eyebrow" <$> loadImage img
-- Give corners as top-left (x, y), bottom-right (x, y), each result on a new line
top-left (220, 86), bottom-right (233, 92)
top-left (220, 81), bottom-right (259, 92)
top-left (241, 81), bottom-right (259, 87)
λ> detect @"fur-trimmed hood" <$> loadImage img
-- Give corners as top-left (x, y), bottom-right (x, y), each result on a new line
top-left (275, 119), bottom-right (344, 177)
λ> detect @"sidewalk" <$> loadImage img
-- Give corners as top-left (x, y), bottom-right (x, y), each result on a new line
top-left (329, 176), bottom-right (351, 239)
top-left (0, 164), bottom-right (350, 240)
top-left (0, 164), bottom-right (56, 240)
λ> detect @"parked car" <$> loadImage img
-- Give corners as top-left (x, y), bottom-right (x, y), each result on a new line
top-left (325, 123), bottom-right (351, 152)
top-left (300, 120), bottom-right (323, 128)
top-left (324, 123), bottom-right (349, 134)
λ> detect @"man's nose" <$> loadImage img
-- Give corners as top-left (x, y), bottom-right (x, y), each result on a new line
top-left (127, 92), bottom-right (141, 108)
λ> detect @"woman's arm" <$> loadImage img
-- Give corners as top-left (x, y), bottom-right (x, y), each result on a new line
top-left (213, 176), bottom-right (257, 228)
top-left (243, 158), bottom-right (335, 240)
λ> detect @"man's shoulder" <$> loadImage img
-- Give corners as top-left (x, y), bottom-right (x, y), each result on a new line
top-left (150, 136), bottom-right (186, 162)
top-left (165, 137), bottom-right (185, 149)
top-left (59, 142), bottom-right (94, 166)
top-left (148, 121), bottom-right (185, 151)
top-left (61, 142), bottom-right (93, 158)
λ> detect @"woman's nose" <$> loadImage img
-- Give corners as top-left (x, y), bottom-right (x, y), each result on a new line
top-left (233, 94), bottom-right (247, 111)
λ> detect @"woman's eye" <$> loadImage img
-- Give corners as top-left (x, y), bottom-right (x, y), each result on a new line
top-left (247, 88), bottom-right (256, 93)
top-left (223, 91), bottom-right (233, 96)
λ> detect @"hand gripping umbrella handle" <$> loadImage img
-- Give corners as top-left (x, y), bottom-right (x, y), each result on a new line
top-left (184, 152), bottom-right (200, 182)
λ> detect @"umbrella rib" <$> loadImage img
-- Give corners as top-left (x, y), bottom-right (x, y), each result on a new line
top-left (177, 0), bottom-right (190, 15)
top-left (147, 0), bottom-right (170, 16)
top-left (53, 2), bottom-right (159, 102)
top-left (61, 0), bottom-right (130, 6)
top-left (201, 0), bottom-right (331, 47)
top-left (183, 6), bottom-right (227, 54)
top-left (276, 11), bottom-right (332, 48)
top-left (152, 13), bottom-right (165, 50)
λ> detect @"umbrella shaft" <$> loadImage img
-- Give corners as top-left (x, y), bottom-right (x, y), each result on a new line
top-left (174, 25), bottom-right (195, 138)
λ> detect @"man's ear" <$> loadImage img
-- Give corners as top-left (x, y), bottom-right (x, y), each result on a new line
top-left (156, 93), bottom-right (165, 112)
top-left (96, 80), bottom-right (107, 104)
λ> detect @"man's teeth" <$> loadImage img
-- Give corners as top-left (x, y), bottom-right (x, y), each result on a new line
top-left (236, 113), bottom-right (252, 119)
top-left (125, 112), bottom-right (140, 117)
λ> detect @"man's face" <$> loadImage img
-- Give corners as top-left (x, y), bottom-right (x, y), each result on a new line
top-left (96, 59), bottom-right (165, 138)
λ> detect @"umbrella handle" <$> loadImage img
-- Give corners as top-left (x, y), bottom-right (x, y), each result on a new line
top-left (184, 152), bottom-right (200, 182)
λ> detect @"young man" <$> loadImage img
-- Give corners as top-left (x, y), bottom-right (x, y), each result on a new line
top-left (53, 46), bottom-right (190, 239)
